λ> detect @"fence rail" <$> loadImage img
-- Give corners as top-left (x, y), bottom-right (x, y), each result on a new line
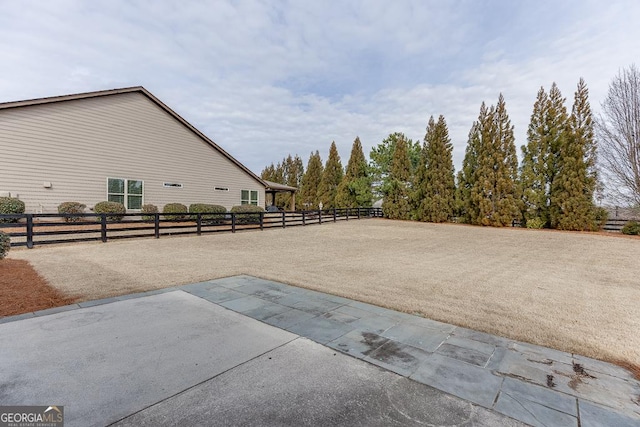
top-left (602, 218), bottom-right (633, 232)
top-left (0, 207), bottom-right (383, 248)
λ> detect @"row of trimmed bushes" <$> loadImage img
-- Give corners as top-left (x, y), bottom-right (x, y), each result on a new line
top-left (0, 197), bottom-right (266, 224)
top-left (56, 201), bottom-right (265, 224)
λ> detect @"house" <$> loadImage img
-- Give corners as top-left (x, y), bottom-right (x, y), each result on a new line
top-left (0, 86), bottom-right (289, 214)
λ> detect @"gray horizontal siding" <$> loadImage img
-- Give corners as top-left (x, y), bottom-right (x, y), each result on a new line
top-left (0, 92), bottom-right (264, 213)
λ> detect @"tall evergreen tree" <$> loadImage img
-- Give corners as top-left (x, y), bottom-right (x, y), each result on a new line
top-left (521, 84), bottom-right (569, 228)
top-left (466, 96), bottom-right (520, 226)
top-left (281, 154), bottom-right (304, 209)
top-left (336, 137), bottom-right (373, 207)
top-left (382, 135), bottom-right (412, 219)
top-left (370, 132), bottom-right (421, 200)
top-left (520, 88), bottom-right (549, 226)
top-left (317, 142), bottom-right (344, 208)
top-left (413, 115), bottom-right (455, 222)
top-left (552, 78), bottom-right (598, 230)
top-left (299, 151), bottom-right (323, 209)
top-left (456, 117), bottom-right (483, 223)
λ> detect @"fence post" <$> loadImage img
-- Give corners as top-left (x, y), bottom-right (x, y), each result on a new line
top-left (357, 207), bottom-right (360, 219)
top-left (333, 208), bottom-right (337, 222)
top-left (197, 213), bottom-right (202, 236)
top-left (282, 211), bottom-right (286, 228)
top-left (319, 209), bottom-right (322, 224)
top-left (101, 214), bottom-right (107, 243)
top-left (302, 211), bottom-right (306, 226)
top-left (260, 212), bottom-right (264, 230)
top-left (154, 213), bottom-right (160, 238)
top-left (346, 208), bottom-right (349, 221)
top-left (26, 214), bottom-right (34, 249)
top-left (232, 213), bottom-right (236, 233)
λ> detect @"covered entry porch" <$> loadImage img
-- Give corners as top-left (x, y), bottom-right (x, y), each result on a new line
top-left (263, 180), bottom-right (297, 211)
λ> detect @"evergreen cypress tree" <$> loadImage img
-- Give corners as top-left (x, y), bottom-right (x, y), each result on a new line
top-left (317, 142), bottom-right (344, 209)
top-left (521, 87), bottom-right (549, 226)
top-left (261, 163), bottom-right (276, 182)
top-left (552, 78), bottom-right (597, 230)
top-left (382, 135), bottom-right (412, 219)
top-left (521, 84), bottom-right (569, 228)
top-left (457, 118), bottom-right (483, 223)
top-left (469, 95), bottom-right (520, 226)
top-left (413, 116), bottom-right (455, 222)
top-left (299, 151), bottom-right (323, 209)
top-left (336, 137), bottom-right (372, 208)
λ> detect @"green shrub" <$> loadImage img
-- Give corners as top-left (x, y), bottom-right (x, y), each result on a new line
top-left (231, 205), bottom-right (264, 224)
top-left (57, 202), bottom-right (87, 222)
top-left (162, 203), bottom-right (188, 221)
top-left (0, 197), bottom-right (25, 223)
top-left (593, 207), bottom-right (609, 230)
top-left (189, 203), bottom-right (226, 223)
top-left (525, 217), bottom-right (545, 229)
top-left (0, 231), bottom-right (9, 260)
top-left (621, 220), bottom-right (640, 235)
top-left (94, 201), bottom-right (126, 222)
top-left (141, 204), bottom-right (159, 222)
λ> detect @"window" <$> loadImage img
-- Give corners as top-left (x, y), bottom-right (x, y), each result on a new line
top-left (241, 189), bottom-right (258, 205)
top-left (108, 178), bottom-right (143, 210)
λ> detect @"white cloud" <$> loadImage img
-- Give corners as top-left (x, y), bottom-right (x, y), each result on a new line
top-left (1, 0), bottom-right (639, 175)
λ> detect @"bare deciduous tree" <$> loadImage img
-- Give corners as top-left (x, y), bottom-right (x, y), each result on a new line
top-left (597, 65), bottom-right (640, 207)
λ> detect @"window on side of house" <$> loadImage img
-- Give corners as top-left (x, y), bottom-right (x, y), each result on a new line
top-left (108, 178), bottom-right (143, 210)
top-left (241, 189), bottom-right (258, 205)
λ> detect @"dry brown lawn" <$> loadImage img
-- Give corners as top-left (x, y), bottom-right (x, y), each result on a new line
top-left (8, 218), bottom-right (640, 371)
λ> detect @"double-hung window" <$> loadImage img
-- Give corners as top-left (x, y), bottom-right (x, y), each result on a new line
top-left (241, 190), bottom-right (258, 205)
top-left (108, 178), bottom-right (143, 210)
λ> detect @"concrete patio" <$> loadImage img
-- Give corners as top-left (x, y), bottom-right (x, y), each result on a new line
top-left (1, 275), bottom-right (639, 426)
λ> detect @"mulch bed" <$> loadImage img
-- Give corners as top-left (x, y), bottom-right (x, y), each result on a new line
top-left (0, 259), bottom-right (76, 317)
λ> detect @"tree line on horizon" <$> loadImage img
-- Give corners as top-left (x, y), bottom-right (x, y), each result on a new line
top-left (261, 65), bottom-right (640, 231)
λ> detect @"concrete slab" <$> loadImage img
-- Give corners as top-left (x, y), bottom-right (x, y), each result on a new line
top-left (494, 391), bottom-right (578, 427)
top-left (365, 340), bottom-right (431, 377)
top-left (285, 314), bottom-right (354, 344)
top-left (0, 291), bottom-right (296, 427)
top-left (411, 353), bottom-right (504, 408)
top-left (113, 338), bottom-right (524, 426)
top-left (579, 399), bottom-right (640, 427)
top-left (381, 323), bottom-right (450, 352)
top-left (327, 329), bottom-right (390, 359)
top-left (260, 307), bottom-right (318, 329)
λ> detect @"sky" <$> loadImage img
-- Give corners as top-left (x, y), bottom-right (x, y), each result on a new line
top-left (1, 0), bottom-right (639, 176)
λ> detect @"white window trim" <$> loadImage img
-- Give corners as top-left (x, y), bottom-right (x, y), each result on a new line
top-left (241, 189), bottom-right (259, 206)
top-left (107, 177), bottom-right (144, 210)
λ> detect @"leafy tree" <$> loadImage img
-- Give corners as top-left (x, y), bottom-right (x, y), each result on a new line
top-left (336, 137), bottom-right (373, 208)
top-left (317, 142), bottom-right (344, 208)
top-left (413, 115), bottom-right (455, 222)
top-left (370, 132), bottom-right (421, 200)
top-left (299, 151), bottom-right (324, 209)
top-left (382, 135), bottom-right (412, 219)
top-left (597, 65), bottom-right (640, 207)
top-left (552, 78), bottom-right (598, 230)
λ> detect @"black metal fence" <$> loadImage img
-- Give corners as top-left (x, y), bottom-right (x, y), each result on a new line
top-left (0, 207), bottom-right (383, 248)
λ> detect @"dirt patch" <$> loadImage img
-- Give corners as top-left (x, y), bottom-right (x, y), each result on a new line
top-left (0, 259), bottom-right (76, 317)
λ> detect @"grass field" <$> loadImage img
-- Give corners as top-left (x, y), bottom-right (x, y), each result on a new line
top-left (9, 218), bottom-right (640, 371)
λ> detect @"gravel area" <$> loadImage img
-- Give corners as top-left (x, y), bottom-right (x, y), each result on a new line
top-left (10, 218), bottom-right (640, 370)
